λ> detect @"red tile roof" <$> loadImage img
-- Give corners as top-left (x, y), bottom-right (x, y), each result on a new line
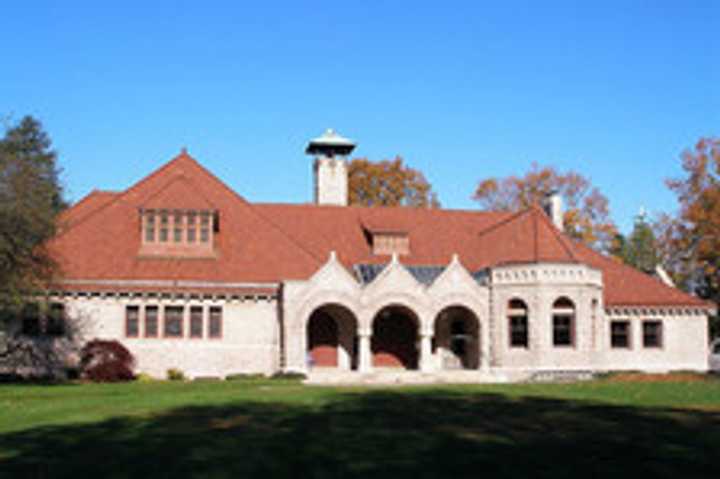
top-left (50, 152), bottom-right (709, 308)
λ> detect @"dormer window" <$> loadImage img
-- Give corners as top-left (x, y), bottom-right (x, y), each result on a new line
top-left (372, 232), bottom-right (410, 256)
top-left (140, 208), bottom-right (217, 257)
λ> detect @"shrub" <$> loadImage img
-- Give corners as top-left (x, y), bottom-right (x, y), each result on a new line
top-left (225, 373), bottom-right (266, 381)
top-left (135, 372), bottom-right (156, 383)
top-left (80, 340), bottom-right (135, 382)
top-left (167, 368), bottom-right (185, 381)
top-left (271, 371), bottom-right (307, 381)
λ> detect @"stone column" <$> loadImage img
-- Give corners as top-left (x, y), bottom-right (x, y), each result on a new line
top-left (481, 324), bottom-right (491, 372)
top-left (358, 330), bottom-right (372, 373)
top-left (419, 332), bottom-right (434, 372)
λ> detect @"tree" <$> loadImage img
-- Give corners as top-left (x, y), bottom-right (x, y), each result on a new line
top-left (613, 210), bottom-right (660, 274)
top-left (660, 137), bottom-right (720, 338)
top-left (348, 156), bottom-right (440, 208)
top-left (0, 116), bottom-right (65, 311)
top-left (472, 163), bottom-right (617, 252)
top-left (0, 116), bottom-right (68, 374)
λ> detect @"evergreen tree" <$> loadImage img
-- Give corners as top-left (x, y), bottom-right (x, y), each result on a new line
top-left (0, 116), bottom-right (65, 311)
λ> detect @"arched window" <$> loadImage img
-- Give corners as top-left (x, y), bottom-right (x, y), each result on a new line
top-left (508, 299), bottom-right (529, 348)
top-left (552, 297), bottom-right (575, 347)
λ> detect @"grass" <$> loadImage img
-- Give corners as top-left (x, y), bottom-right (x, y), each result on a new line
top-left (2, 377), bottom-right (720, 478)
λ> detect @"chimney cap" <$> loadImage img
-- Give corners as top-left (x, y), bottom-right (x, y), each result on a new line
top-left (306, 128), bottom-right (356, 156)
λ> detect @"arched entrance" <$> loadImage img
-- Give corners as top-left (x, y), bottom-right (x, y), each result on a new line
top-left (372, 305), bottom-right (419, 369)
top-left (433, 306), bottom-right (480, 370)
top-left (307, 304), bottom-right (358, 370)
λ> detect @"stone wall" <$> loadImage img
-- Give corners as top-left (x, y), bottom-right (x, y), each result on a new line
top-left (65, 295), bottom-right (279, 378)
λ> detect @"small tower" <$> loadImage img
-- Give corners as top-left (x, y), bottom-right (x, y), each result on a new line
top-left (306, 129), bottom-right (356, 206)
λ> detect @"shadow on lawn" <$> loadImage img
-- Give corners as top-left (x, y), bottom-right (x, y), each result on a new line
top-left (2, 390), bottom-right (719, 478)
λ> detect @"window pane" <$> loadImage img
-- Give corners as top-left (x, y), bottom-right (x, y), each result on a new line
top-left (190, 306), bottom-right (203, 338)
top-left (145, 306), bottom-right (158, 337)
top-left (21, 303), bottom-right (40, 336)
top-left (47, 303), bottom-right (66, 336)
top-left (209, 307), bottom-right (222, 338)
top-left (643, 321), bottom-right (662, 348)
top-left (200, 227), bottom-right (209, 243)
top-left (509, 316), bottom-right (528, 348)
top-left (159, 211), bottom-right (169, 242)
top-left (611, 321), bottom-right (630, 349)
top-left (164, 306), bottom-right (184, 337)
top-left (125, 306), bottom-right (140, 338)
top-left (145, 212), bottom-right (156, 242)
top-left (553, 315), bottom-right (573, 346)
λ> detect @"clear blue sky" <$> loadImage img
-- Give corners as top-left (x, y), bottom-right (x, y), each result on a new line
top-left (1, 1), bottom-right (717, 233)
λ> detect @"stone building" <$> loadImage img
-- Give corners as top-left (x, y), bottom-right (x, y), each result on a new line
top-left (22, 129), bottom-right (713, 381)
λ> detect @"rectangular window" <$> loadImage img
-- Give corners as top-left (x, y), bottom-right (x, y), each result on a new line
top-left (509, 316), bottom-right (528, 348)
top-left (159, 210), bottom-right (169, 242)
top-left (643, 320), bottom-right (663, 348)
top-left (21, 303), bottom-right (41, 336)
top-left (125, 305), bottom-right (140, 338)
top-left (611, 321), bottom-right (630, 349)
top-left (200, 212), bottom-right (210, 243)
top-left (173, 211), bottom-right (183, 243)
top-left (190, 306), bottom-right (203, 338)
top-left (164, 306), bottom-right (184, 338)
top-left (187, 211), bottom-right (196, 243)
top-left (145, 211), bottom-right (156, 242)
top-left (209, 306), bottom-right (222, 339)
top-left (553, 315), bottom-right (573, 347)
top-left (46, 303), bottom-right (66, 336)
top-left (145, 306), bottom-right (159, 338)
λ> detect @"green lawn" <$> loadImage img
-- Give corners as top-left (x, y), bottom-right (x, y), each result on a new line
top-left (2, 378), bottom-right (720, 478)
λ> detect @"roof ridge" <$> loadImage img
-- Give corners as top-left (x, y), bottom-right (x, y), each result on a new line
top-left (475, 207), bottom-right (533, 238)
top-left (55, 152), bottom-right (196, 238)
top-left (532, 205), bottom-right (579, 262)
top-left (141, 172), bottom-right (215, 209)
top-left (247, 204), bottom-right (327, 266)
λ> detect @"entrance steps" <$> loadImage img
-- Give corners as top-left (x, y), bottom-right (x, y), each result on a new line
top-left (305, 368), bottom-right (509, 385)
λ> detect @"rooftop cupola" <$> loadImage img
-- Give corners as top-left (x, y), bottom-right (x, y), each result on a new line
top-left (306, 129), bottom-right (356, 206)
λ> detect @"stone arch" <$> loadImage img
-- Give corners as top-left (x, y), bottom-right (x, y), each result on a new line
top-left (362, 292), bottom-right (431, 332)
top-left (433, 305), bottom-right (481, 370)
top-left (306, 303), bottom-right (359, 370)
top-left (297, 290), bottom-right (360, 332)
top-left (371, 304), bottom-right (421, 370)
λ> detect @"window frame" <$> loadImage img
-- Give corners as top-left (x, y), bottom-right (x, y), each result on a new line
top-left (551, 297), bottom-right (575, 348)
top-left (20, 303), bottom-right (41, 336)
top-left (163, 306), bottom-right (184, 338)
top-left (125, 305), bottom-right (140, 338)
top-left (642, 320), bottom-right (663, 349)
top-left (144, 306), bottom-right (159, 338)
top-left (208, 306), bottom-right (222, 339)
top-left (610, 320), bottom-right (631, 349)
top-left (189, 306), bottom-right (204, 339)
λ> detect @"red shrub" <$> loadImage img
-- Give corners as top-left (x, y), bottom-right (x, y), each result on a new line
top-left (80, 340), bottom-right (135, 382)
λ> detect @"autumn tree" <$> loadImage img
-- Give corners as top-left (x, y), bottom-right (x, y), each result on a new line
top-left (348, 156), bottom-right (440, 208)
top-left (472, 163), bottom-right (617, 252)
top-left (660, 137), bottom-right (720, 338)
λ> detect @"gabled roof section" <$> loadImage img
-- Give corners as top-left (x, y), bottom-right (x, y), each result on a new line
top-left (142, 174), bottom-right (215, 210)
top-left (58, 190), bottom-right (119, 230)
top-left (49, 150), bottom-right (323, 285)
top-left (474, 206), bottom-right (578, 267)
